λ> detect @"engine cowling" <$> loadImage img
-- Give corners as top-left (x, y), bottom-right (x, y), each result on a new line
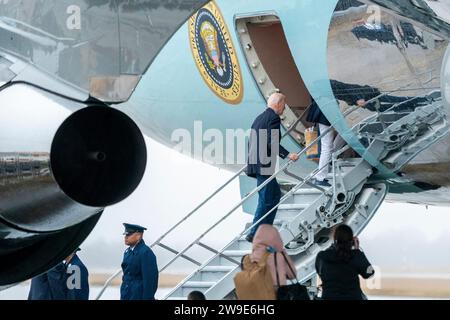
top-left (0, 83), bottom-right (147, 285)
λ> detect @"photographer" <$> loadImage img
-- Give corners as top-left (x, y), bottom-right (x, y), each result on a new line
top-left (315, 224), bottom-right (375, 300)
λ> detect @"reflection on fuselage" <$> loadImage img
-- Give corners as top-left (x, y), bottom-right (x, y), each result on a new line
top-left (328, 3), bottom-right (446, 100)
top-left (351, 21), bottom-right (429, 49)
top-left (328, 0), bottom-right (450, 187)
top-left (0, 0), bottom-right (208, 101)
top-left (0, 153), bottom-right (50, 184)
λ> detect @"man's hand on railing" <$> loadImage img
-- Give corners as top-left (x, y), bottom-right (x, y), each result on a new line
top-left (288, 153), bottom-right (300, 162)
top-left (356, 99), bottom-right (366, 108)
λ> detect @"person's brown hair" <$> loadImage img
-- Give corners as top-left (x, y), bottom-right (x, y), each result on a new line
top-left (334, 224), bottom-right (354, 262)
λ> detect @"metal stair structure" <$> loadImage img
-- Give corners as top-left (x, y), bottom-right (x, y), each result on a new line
top-left (165, 155), bottom-right (387, 299)
top-left (95, 92), bottom-right (450, 301)
top-left (357, 93), bottom-right (448, 172)
top-left (163, 93), bottom-right (449, 300)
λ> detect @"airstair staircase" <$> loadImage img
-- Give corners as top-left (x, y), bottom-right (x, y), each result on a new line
top-left (96, 92), bottom-right (449, 300)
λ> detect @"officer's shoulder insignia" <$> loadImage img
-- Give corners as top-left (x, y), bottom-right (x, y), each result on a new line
top-left (189, 1), bottom-right (243, 105)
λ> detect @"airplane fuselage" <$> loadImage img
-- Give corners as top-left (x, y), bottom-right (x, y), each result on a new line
top-left (119, 0), bottom-right (450, 206)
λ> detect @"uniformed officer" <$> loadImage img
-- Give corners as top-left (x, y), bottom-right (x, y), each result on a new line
top-left (120, 223), bottom-right (159, 300)
top-left (64, 248), bottom-right (89, 300)
top-left (28, 262), bottom-right (67, 300)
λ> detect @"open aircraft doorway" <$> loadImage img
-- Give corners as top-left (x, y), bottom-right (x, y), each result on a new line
top-left (236, 14), bottom-right (312, 146)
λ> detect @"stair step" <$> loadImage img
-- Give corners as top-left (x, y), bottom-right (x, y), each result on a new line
top-left (278, 203), bottom-right (309, 210)
top-left (226, 239), bottom-right (252, 251)
top-left (162, 98), bottom-right (406, 299)
top-left (274, 218), bottom-right (294, 226)
top-left (202, 266), bottom-right (236, 272)
top-left (190, 264), bottom-right (238, 282)
top-left (236, 236), bottom-right (252, 242)
top-left (222, 250), bottom-right (251, 257)
top-left (184, 281), bottom-right (216, 288)
top-left (293, 188), bottom-right (323, 195)
top-left (379, 112), bottom-right (410, 122)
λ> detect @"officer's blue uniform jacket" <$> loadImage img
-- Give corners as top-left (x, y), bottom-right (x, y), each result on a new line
top-left (120, 240), bottom-right (158, 300)
top-left (65, 254), bottom-right (89, 300)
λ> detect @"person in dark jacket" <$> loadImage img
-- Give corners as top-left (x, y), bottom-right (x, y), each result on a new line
top-left (64, 249), bottom-right (89, 300)
top-left (120, 223), bottom-right (159, 300)
top-left (306, 80), bottom-right (367, 186)
top-left (28, 262), bottom-right (67, 300)
top-left (28, 273), bottom-right (52, 300)
top-left (188, 290), bottom-right (206, 300)
top-left (245, 93), bottom-right (299, 242)
top-left (315, 224), bottom-right (375, 300)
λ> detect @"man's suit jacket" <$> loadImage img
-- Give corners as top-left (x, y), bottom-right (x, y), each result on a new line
top-left (28, 263), bottom-right (67, 300)
top-left (246, 108), bottom-right (289, 177)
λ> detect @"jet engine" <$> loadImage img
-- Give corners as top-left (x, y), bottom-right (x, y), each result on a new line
top-left (0, 83), bottom-right (147, 285)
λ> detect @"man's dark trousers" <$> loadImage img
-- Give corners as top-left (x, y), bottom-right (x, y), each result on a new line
top-left (249, 174), bottom-right (282, 237)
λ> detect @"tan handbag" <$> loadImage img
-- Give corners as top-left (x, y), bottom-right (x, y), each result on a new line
top-left (305, 126), bottom-right (320, 163)
top-left (233, 252), bottom-right (276, 300)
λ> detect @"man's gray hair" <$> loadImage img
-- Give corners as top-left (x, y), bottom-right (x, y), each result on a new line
top-left (268, 93), bottom-right (286, 108)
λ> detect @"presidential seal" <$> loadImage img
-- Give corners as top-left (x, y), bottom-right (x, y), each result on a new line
top-left (189, 1), bottom-right (243, 105)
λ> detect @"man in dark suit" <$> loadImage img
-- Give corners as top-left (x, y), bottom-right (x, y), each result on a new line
top-left (245, 93), bottom-right (299, 242)
top-left (64, 248), bottom-right (89, 300)
top-left (28, 273), bottom-right (52, 300)
top-left (120, 223), bottom-right (159, 300)
top-left (28, 262), bottom-right (67, 300)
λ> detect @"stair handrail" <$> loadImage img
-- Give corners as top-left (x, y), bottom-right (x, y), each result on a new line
top-left (158, 103), bottom-right (362, 274)
top-left (97, 91), bottom-right (397, 299)
top-left (98, 100), bottom-right (362, 300)
top-left (163, 137), bottom-right (342, 298)
top-left (149, 107), bottom-right (304, 252)
top-left (94, 269), bottom-right (122, 300)
top-left (94, 105), bottom-right (305, 300)
top-left (164, 90), bottom-right (439, 298)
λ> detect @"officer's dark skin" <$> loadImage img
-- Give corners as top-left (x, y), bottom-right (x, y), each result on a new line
top-left (65, 253), bottom-right (75, 263)
top-left (124, 232), bottom-right (143, 246)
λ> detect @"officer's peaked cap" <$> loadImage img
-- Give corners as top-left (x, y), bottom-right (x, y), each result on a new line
top-left (123, 223), bottom-right (147, 235)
